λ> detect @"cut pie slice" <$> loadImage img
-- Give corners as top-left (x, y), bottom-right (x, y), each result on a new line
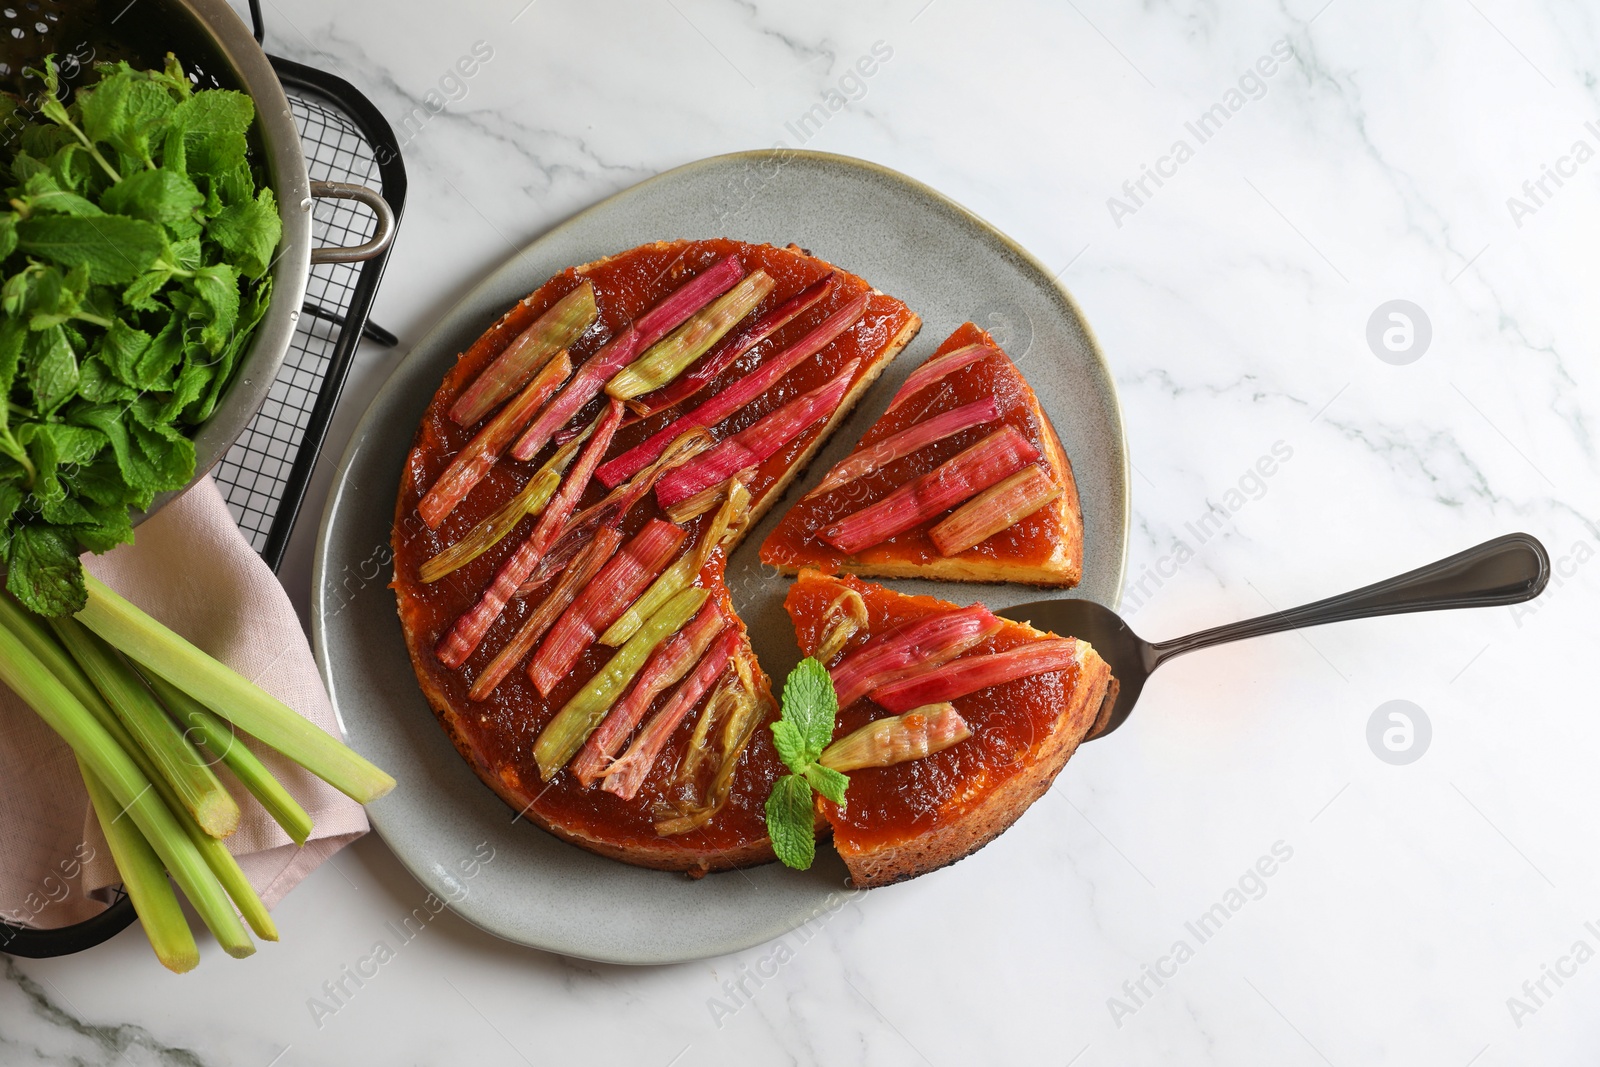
top-left (761, 322), bottom-right (1084, 587)
top-left (393, 240), bottom-right (921, 873)
top-left (785, 570), bottom-right (1116, 888)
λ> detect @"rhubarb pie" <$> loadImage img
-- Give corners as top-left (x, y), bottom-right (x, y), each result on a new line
top-left (785, 570), bottom-right (1116, 887)
top-left (761, 322), bottom-right (1085, 586)
top-left (392, 239), bottom-right (921, 872)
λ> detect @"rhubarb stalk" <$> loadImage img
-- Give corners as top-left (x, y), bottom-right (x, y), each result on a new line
top-left (655, 359), bottom-right (858, 510)
top-left (570, 598), bottom-right (725, 786)
top-left (871, 639), bottom-right (1080, 713)
top-left (805, 397), bottom-right (999, 499)
top-left (450, 280), bottom-right (596, 426)
top-left (596, 289), bottom-right (870, 488)
top-left (468, 527), bottom-right (623, 700)
top-left (599, 479), bottom-right (749, 647)
top-left (508, 257), bottom-right (743, 462)
top-left (513, 428), bottom-right (713, 597)
top-left (929, 463), bottom-right (1062, 556)
top-left (605, 271), bottom-right (774, 401)
top-left (49, 617), bottom-right (241, 838)
top-left (626, 274), bottom-right (835, 418)
top-left (0, 606), bottom-right (255, 957)
top-left (883, 342), bottom-right (997, 414)
top-left (814, 588), bottom-right (868, 663)
top-left (526, 519), bottom-right (688, 696)
top-left (437, 399), bottom-right (623, 669)
top-left (830, 605), bottom-right (1002, 707)
top-left (419, 351), bottom-right (573, 530)
top-left (600, 627), bottom-right (739, 799)
top-left (657, 652), bottom-right (764, 836)
top-left (818, 703), bottom-right (971, 771)
top-left (821, 426), bottom-right (1039, 555)
top-left (532, 586), bottom-right (710, 779)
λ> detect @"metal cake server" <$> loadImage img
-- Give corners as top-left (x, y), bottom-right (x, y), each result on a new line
top-left (997, 532), bottom-right (1550, 741)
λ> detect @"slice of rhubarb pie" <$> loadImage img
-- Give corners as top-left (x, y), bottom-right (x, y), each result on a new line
top-left (761, 322), bottom-right (1085, 587)
top-left (786, 570), bottom-right (1116, 888)
top-left (393, 240), bottom-right (921, 873)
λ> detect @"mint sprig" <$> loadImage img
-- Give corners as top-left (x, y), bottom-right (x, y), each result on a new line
top-left (764, 657), bottom-right (848, 870)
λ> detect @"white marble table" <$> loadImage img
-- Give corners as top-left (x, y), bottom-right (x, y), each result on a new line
top-left (9, 0), bottom-right (1598, 1062)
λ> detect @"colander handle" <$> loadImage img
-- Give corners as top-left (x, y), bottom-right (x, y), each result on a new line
top-left (308, 181), bottom-right (396, 265)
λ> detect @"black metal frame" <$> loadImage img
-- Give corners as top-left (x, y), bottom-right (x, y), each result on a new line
top-left (1, 38), bottom-right (406, 960)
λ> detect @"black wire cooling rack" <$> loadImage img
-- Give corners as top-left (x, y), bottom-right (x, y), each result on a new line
top-left (213, 56), bottom-right (408, 569)
top-left (0, 44), bottom-right (407, 960)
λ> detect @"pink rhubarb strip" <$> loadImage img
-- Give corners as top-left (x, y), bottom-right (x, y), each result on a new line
top-left (871, 639), bottom-right (1079, 713)
top-left (508, 256), bottom-right (743, 462)
top-left (569, 598), bottom-right (726, 786)
top-left (626, 274), bottom-right (836, 418)
top-left (436, 399), bottom-right (624, 669)
top-left (654, 359), bottom-right (858, 510)
top-left (830, 605), bottom-right (1002, 707)
top-left (804, 396), bottom-right (998, 500)
top-left (526, 519), bottom-right (688, 696)
top-left (596, 289), bottom-right (870, 488)
top-left (418, 352), bottom-right (572, 530)
top-left (882, 343), bottom-right (998, 414)
top-left (467, 526), bottom-right (623, 700)
top-left (820, 426), bottom-right (1039, 555)
top-left (599, 627), bottom-right (741, 800)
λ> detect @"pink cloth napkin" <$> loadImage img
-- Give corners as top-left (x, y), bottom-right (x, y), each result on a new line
top-left (0, 476), bottom-right (368, 930)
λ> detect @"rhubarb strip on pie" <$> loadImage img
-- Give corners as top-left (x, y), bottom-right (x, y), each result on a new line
top-left (785, 570), bottom-right (1116, 888)
top-left (761, 321), bottom-right (1085, 587)
top-left (393, 239), bottom-right (920, 873)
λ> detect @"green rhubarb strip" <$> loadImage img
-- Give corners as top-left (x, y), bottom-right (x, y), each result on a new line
top-left (598, 480), bottom-right (748, 647)
top-left (143, 669), bottom-right (315, 848)
top-left (0, 599), bottom-right (255, 958)
top-left (75, 574), bottom-right (396, 805)
top-left (81, 760), bottom-right (199, 973)
top-left (533, 586), bottom-right (710, 779)
top-left (450, 280), bottom-right (597, 426)
top-left (49, 617), bottom-right (240, 838)
top-left (419, 468), bottom-right (559, 583)
top-left (604, 271), bottom-right (774, 401)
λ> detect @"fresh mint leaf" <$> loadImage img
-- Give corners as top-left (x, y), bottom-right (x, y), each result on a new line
top-left (170, 90), bottom-right (251, 180)
top-left (6, 523), bottom-right (86, 616)
top-left (71, 402), bottom-right (194, 506)
top-left (69, 499), bottom-right (133, 553)
top-left (0, 214), bottom-right (16, 260)
top-left (19, 420), bottom-right (105, 504)
top-left (803, 763), bottom-right (849, 808)
top-left (122, 266), bottom-right (173, 310)
top-left (781, 656), bottom-right (839, 767)
top-left (25, 263), bottom-right (91, 331)
top-left (20, 168), bottom-right (103, 217)
top-left (101, 167), bottom-right (203, 234)
top-left (162, 361), bottom-right (213, 424)
top-left (16, 214), bottom-right (166, 284)
top-left (765, 658), bottom-right (847, 869)
top-left (205, 186), bottom-right (279, 278)
top-left (0, 317), bottom-right (24, 404)
top-left (80, 66), bottom-right (178, 167)
top-left (764, 773), bottom-right (817, 871)
top-left (24, 325), bottom-right (79, 414)
top-left (770, 718), bottom-right (806, 773)
top-left (190, 261), bottom-right (239, 352)
top-left (96, 317), bottom-right (164, 389)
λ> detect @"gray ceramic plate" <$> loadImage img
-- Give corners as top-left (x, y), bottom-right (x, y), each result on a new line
top-left (311, 150), bottom-right (1128, 964)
